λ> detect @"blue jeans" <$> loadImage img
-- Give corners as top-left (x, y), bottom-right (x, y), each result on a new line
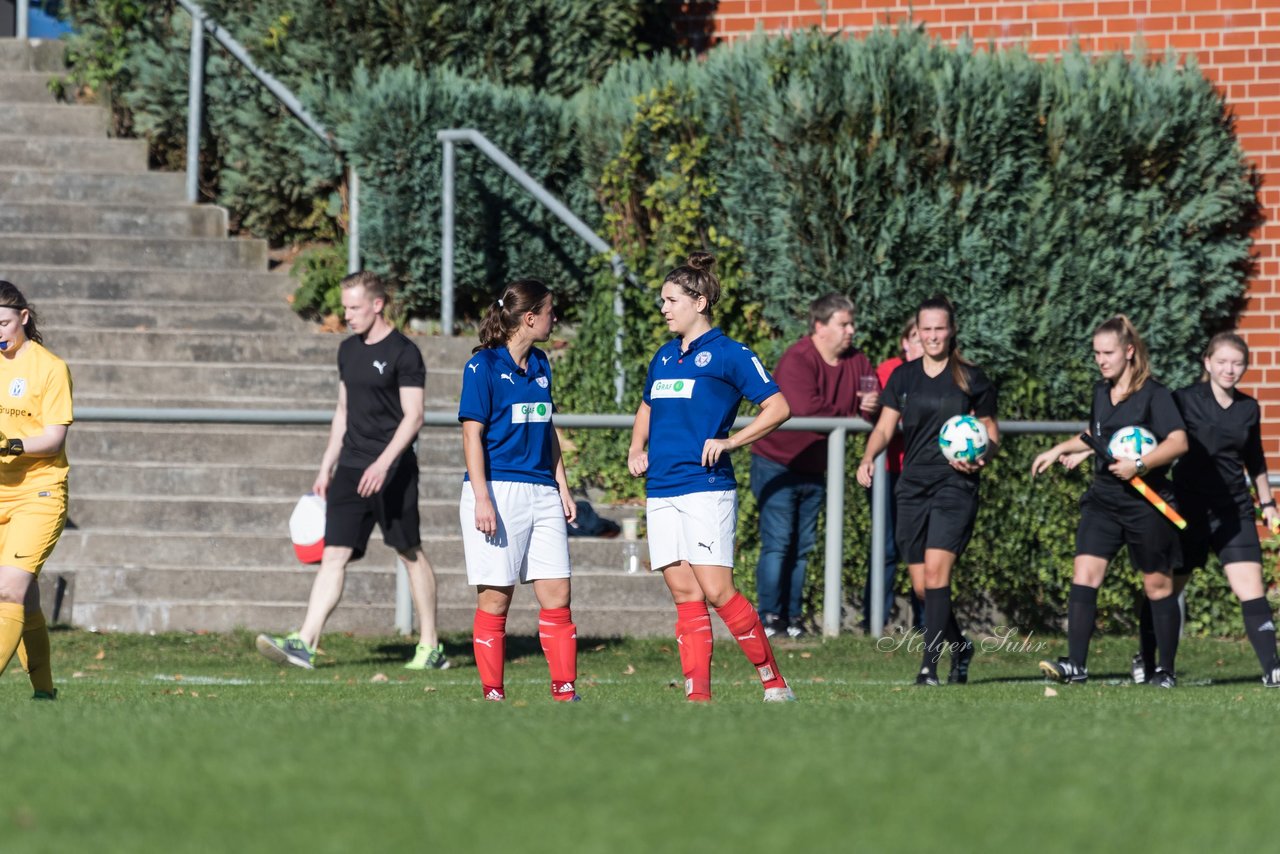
top-left (751, 453), bottom-right (824, 622)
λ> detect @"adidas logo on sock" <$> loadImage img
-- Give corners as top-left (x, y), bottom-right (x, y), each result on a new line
top-left (484, 688), bottom-right (505, 701)
top-left (555, 682), bottom-right (576, 694)
top-left (1260, 621), bottom-right (1276, 633)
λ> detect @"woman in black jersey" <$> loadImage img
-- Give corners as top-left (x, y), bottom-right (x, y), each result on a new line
top-left (857, 296), bottom-right (999, 686)
top-left (1032, 316), bottom-right (1188, 687)
top-left (1138, 332), bottom-right (1280, 686)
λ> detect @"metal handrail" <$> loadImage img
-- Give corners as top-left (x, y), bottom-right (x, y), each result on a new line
top-left (75, 406), bottom-right (1086, 638)
top-left (16, 0), bottom-right (28, 39)
top-left (437, 128), bottom-right (631, 405)
top-left (173, 0), bottom-right (360, 274)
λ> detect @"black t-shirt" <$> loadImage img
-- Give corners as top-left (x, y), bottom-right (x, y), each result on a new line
top-left (881, 359), bottom-right (997, 480)
top-left (1087, 379), bottom-right (1184, 504)
top-left (337, 329), bottom-right (426, 468)
top-left (1172, 381), bottom-right (1267, 514)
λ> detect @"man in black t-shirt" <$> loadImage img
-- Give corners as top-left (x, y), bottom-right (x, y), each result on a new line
top-left (257, 272), bottom-right (447, 671)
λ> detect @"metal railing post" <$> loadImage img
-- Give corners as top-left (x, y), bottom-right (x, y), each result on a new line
top-left (394, 558), bottom-right (413, 636)
top-left (16, 0), bottom-right (28, 40)
top-left (441, 139), bottom-right (456, 336)
top-left (869, 451), bottom-right (889, 638)
top-left (347, 166), bottom-right (360, 274)
top-left (822, 427), bottom-right (847, 638)
top-left (184, 8), bottom-right (205, 204)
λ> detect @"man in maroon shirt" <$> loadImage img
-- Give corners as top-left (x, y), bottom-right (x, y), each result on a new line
top-left (750, 295), bottom-right (879, 637)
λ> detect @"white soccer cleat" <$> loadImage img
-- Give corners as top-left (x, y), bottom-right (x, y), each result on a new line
top-left (763, 680), bottom-right (796, 703)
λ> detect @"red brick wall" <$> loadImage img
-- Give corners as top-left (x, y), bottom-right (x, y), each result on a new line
top-left (683, 0), bottom-right (1280, 459)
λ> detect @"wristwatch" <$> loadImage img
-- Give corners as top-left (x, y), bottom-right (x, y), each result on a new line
top-left (1, 438), bottom-right (22, 457)
top-left (1134, 457), bottom-right (1147, 475)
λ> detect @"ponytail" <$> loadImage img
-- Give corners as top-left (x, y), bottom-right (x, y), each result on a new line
top-left (473, 278), bottom-right (552, 353)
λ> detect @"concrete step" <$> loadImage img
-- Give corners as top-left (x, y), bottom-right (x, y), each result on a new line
top-left (3, 266), bottom-right (294, 302)
top-left (63, 565), bottom-right (672, 636)
top-left (49, 328), bottom-right (344, 363)
top-left (4, 102), bottom-right (109, 136)
top-left (38, 300), bottom-right (300, 332)
top-left (66, 495), bottom-right (470, 535)
top-left (0, 202), bottom-right (228, 238)
top-left (66, 359), bottom-right (462, 403)
top-left (50, 530), bottom-right (637, 572)
top-left (0, 168), bottom-right (185, 203)
top-left (0, 234), bottom-right (268, 271)
top-left (0, 71), bottom-right (59, 102)
top-left (0, 135), bottom-right (149, 171)
top-left (65, 424), bottom-right (463, 468)
top-left (0, 40), bottom-right (66, 72)
top-left (69, 460), bottom-right (471, 501)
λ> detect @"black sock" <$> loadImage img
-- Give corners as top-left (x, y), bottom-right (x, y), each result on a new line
top-left (1067, 584), bottom-right (1098, 668)
top-left (1150, 595), bottom-right (1181, 674)
top-left (1137, 595), bottom-right (1156, 672)
top-left (922, 587), bottom-right (951, 676)
top-left (945, 610), bottom-right (968, 647)
top-left (1241, 597), bottom-right (1278, 672)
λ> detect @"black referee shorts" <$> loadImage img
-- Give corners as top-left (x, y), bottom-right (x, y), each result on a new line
top-left (1179, 498), bottom-right (1262, 571)
top-left (324, 455), bottom-right (421, 561)
top-left (1075, 491), bottom-right (1182, 575)
top-left (894, 469), bottom-right (979, 565)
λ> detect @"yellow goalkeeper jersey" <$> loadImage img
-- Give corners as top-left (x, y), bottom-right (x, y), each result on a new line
top-left (0, 341), bottom-right (73, 495)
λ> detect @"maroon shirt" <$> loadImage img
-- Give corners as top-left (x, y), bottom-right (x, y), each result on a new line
top-left (751, 336), bottom-right (876, 474)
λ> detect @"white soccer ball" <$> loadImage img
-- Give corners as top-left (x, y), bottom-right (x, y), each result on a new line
top-left (938, 415), bottom-right (989, 463)
top-left (1108, 426), bottom-right (1157, 461)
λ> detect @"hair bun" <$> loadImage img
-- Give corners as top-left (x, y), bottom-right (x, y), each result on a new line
top-left (686, 251), bottom-right (716, 273)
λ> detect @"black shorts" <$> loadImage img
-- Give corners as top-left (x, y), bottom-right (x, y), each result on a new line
top-left (325, 456), bottom-right (421, 560)
top-left (1075, 491), bottom-right (1182, 575)
top-left (1179, 499), bottom-right (1262, 570)
top-left (894, 470), bottom-right (979, 565)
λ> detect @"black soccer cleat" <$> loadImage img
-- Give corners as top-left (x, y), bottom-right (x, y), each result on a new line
top-left (914, 668), bottom-right (940, 687)
top-left (1039, 656), bottom-right (1087, 684)
top-left (1149, 668), bottom-right (1177, 689)
top-left (949, 641), bottom-right (975, 685)
top-left (1130, 652), bottom-right (1149, 685)
top-left (1264, 662), bottom-right (1280, 688)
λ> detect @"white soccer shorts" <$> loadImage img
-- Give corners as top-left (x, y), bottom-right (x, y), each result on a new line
top-left (460, 480), bottom-right (571, 586)
top-left (645, 490), bottom-right (737, 570)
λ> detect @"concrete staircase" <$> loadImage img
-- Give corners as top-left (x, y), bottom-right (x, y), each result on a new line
top-left (0, 39), bottom-right (668, 638)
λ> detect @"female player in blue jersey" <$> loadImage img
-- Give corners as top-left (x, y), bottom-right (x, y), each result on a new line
top-left (459, 278), bottom-right (579, 702)
top-left (627, 252), bottom-right (795, 702)
top-left (857, 296), bottom-right (999, 686)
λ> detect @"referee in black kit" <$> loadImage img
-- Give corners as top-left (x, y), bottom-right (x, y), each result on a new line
top-left (257, 272), bottom-right (448, 671)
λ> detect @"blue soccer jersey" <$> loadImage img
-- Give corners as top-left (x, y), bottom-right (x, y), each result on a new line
top-left (458, 347), bottom-right (557, 487)
top-left (643, 327), bottom-right (778, 498)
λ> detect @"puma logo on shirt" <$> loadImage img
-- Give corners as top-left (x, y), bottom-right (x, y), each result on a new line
top-left (372, 360), bottom-right (387, 375)
top-left (500, 373), bottom-right (516, 384)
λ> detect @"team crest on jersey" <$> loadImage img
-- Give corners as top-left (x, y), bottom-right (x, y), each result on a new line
top-left (695, 351), bottom-right (712, 368)
top-left (510, 402), bottom-right (552, 424)
top-left (8, 378), bottom-right (25, 398)
top-left (651, 379), bottom-right (696, 399)
top-left (536, 376), bottom-right (549, 388)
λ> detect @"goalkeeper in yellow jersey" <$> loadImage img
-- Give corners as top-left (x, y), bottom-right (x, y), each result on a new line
top-left (0, 280), bottom-right (73, 700)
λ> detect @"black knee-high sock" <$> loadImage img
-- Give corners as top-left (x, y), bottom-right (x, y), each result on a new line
top-left (922, 587), bottom-right (951, 676)
top-left (1241, 597), bottom-right (1278, 672)
top-left (1067, 584), bottom-right (1098, 668)
top-left (1137, 594), bottom-right (1156, 672)
top-left (1150, 595), bottom-right (1181, 673)
top-left (945, 610), bottom-right (967, 647)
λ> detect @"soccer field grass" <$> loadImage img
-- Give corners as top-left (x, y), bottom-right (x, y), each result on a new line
top-left (2, 629), bottom-right (1274, 853)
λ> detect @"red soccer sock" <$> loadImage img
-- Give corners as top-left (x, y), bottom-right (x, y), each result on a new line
top-left (538, 607), bottom-right (578, 701)
top-left (716, 593), bottom-right (787, 690)
top-left (675, 601), bottom-right (714, 701)
top-left (473, 609), bottom-right (507, 701)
